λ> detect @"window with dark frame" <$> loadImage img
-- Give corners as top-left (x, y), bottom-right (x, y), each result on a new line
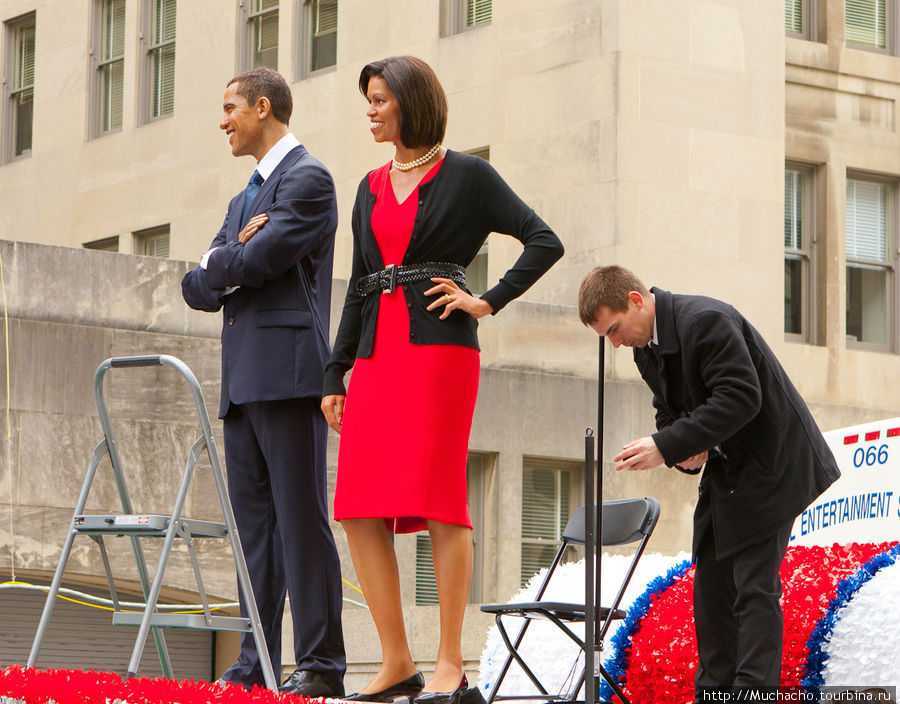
top-left (785, 0), bottom-right (817, 40)
top-left (135, 224), bottom-right (170, 258)
top-left (245, 0), bottom-right (279, 70)
top-left (144, 0), bottom-right (176, 120)
top-left (466, 0), bottom-right (491, 28)
top-left (784, 165), bottom-right (815, 341)
top-left (443, 0), bottom-right (492, 35)
top-left (845, 0), bottom-right (893, 53)
top-left (5, 13), bottom-right (35, 160)
top-left (845, 176), bottom-right (893, 349)
top-left (84, 235), bottom-right (120, 252)
top-left (95, 0), bottom-right (126, 135)
top-left (786, 0), bottom-right (804, 33)
top-left (520, 461), bottom-right (579, 587)
top-left (304, 0), bottom-right (337, 74)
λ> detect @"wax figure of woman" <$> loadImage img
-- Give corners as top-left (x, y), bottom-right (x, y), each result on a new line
top-left (321, 55), bottom-right (564, 704)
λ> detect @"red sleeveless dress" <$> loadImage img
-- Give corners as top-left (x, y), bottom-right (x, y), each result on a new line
top-left (334, 159), bottom-right (480, 533)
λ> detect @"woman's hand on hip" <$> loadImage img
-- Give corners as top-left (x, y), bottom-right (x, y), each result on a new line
top-left (321, 394), bottom-right (345, 434)
top-left (426, 277), bottom-right (493, 320)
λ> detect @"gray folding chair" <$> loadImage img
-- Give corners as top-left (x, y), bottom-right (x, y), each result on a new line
top-left (481, 497), bottom-right (660, 704)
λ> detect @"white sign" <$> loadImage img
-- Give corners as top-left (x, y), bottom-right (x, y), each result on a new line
top-left (790, 417), bottom-right (900, 546)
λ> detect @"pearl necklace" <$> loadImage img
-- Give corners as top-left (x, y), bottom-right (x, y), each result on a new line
top-left (392, 144), bottom-right (441, 172)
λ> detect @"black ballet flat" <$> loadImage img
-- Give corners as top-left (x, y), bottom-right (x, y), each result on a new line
top-left (460, 686), bottom-right (487, 704)
top-left (413, 675), bottom-right (471, 704)
top-left (344, 671), bottom-right (425, 703)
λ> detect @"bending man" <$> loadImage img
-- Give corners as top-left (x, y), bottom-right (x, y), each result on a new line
top-left (578, 265), bottom-right (838, 698)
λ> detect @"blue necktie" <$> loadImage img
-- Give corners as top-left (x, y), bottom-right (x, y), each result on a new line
top-left (240, 170), bottom-right (264, 228)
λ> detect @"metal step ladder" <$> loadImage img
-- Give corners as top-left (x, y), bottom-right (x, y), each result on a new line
top-left (27, 354), bottom-right (277, 690)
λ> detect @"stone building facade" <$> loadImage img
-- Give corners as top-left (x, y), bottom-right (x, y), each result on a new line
top-left (0, 0), bottom-right (899, 690)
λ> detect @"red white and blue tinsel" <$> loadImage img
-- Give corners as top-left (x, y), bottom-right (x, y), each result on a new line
top-left (596, 559), bottom-right (691, 703)
top-left (479, 542), bottom-right (900, 704)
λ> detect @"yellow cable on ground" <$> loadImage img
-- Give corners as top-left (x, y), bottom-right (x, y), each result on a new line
top-left (0, 579), bottom-right (369, 611)
top-left (342, 577), bottom-right (364, 597)
top-left (0, 580), bottom-right (234, 612)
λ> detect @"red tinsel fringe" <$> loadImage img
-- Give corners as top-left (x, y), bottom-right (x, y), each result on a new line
top-left (0, 664), bottom-right (312, 704)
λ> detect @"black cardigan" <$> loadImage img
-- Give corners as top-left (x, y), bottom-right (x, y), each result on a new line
top-left (323, 150), bottom-right (564, 396)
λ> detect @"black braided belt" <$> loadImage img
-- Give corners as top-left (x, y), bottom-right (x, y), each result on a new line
top-left (356, 262), bottom-right (467, 295)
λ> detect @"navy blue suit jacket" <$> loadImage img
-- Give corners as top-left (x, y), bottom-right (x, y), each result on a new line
top-left (182, 145), bottom-right (337, 418)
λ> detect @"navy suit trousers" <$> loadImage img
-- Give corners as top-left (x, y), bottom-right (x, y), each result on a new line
top-left (221, 397), bottom-right (345, 688)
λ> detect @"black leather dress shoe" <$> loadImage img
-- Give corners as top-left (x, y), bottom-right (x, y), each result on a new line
top-left (414, 675), bottom-right (468, 704)
top-left (278, 669), bottom-right (345, 698)
top-left (344, 671), bottom-right (425, 702)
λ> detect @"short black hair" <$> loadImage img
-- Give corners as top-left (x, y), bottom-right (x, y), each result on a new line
top-left (227, 67), bottom-right (292, 126)
top-left (359, 56), bottom-right (447, 149)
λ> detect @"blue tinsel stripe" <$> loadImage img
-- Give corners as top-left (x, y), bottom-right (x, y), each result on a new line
top-left (800, 543), bottom-right (900, 696)
top-left (597, 559), bottom-right (692, 702)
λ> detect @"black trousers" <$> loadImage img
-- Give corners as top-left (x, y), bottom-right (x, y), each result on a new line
top-left (221, 398), bottom-right (345, 689)
top-left (693, 491), bottom-right (792, 700)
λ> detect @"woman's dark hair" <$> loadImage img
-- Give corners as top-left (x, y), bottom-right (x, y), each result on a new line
top-left (359, 56), bottom-right (447, 149)
top-left (228, 67), bottom-right (292, 126)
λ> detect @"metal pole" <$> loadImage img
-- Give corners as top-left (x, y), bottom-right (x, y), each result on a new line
top-left (27, 442), bottom-right (108, 667)
top-left (583, 429), bottom-right (595, 704)
top-left (596, 336), bottom-right (605, 654)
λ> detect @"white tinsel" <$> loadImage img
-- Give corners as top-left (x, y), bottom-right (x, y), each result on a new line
top-left (477, 553), bottom-right (689, 697)
top-left (821, 558), bottom-right (900, 687)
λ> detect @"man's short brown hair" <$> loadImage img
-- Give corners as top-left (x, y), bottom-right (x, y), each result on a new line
top-left (227, 67), bottom-right (292, 126)
top-left (578, 265), bottom-right (650, 325)
top-left (358, 56), bottom-right (447, 149)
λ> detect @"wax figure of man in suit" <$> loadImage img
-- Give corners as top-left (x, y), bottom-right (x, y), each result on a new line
top-left (182, 67), bottom-right (345, 697)
top-left (577, 265), bottom-right (839, 699)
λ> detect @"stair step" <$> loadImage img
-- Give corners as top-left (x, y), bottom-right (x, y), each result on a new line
top-left (73, 514), bottom-right (227, 538)
top-left (112, 611), bottom-right (251, 632)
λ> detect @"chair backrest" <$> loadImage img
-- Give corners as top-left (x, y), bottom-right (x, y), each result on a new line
top-left (562, 497), bottom-right (661, 547)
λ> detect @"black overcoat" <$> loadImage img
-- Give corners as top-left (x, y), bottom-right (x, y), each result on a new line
top-left (633, 288), bottom-right (840, 558)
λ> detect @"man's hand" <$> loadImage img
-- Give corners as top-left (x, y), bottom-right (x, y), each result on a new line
top-left (321, 394), bottom-right (345, 434)
top-left (677, 450), bottom-right (709, 470)
top-left (614, 436), bottom-right (664, 471)
top-left (239, 213), bottom-right (268, 244)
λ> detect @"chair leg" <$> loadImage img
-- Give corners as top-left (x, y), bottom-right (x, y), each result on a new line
top-left (494, 616), bottom-right (551, 697)
top-left (485, 615), bottom-right (533, 704)
top-left (597, 662), bottom-right (629, 704)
